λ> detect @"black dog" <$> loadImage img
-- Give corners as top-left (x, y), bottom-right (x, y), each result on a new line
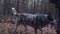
top-left (12, 7), bottom-right (54, 34)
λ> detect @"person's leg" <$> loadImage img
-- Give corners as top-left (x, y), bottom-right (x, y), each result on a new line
top-left (57, 9), bottom-right (60, 34)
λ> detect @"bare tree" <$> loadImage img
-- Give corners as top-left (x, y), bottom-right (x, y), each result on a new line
top-left (3, 0), bottom-right (11, 15)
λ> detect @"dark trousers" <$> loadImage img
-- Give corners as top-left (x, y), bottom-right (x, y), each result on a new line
top-left (57, 8), bottom-right (60, 34)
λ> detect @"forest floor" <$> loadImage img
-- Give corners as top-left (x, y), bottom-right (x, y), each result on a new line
top-left (0, 16), bottom-right (57, 34)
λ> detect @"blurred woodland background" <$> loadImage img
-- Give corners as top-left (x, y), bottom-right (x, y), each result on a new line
top-left (0, 0), bottom-right (57, 16)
